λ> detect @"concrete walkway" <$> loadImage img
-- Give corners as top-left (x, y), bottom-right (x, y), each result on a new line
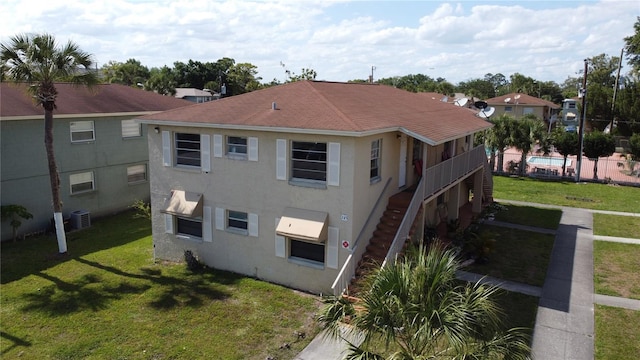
top-left (295, 201), bottom-right (639, 359)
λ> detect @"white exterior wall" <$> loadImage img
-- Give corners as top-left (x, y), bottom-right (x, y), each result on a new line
top-left (148, 125), bottom-right (368, 295)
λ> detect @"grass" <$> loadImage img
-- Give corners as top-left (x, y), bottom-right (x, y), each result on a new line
top-left (593, 213), bottom-right (640, 238)
top-left (464, 225), bottom-right (555, 287)
top-left (593, 241), bottom-right (640, 300)
top-left (491, 204), bottom-right (562, 229)
top-left (595, 305), bottom-right (640, 359)
top-left (0, 211), bottom-right (321, 359)
top-left (492, 175), bottom-right (640, 213)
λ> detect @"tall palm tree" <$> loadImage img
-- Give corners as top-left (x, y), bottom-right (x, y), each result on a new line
top-left (1, 33), bottom-right (98, 253)
top-left (510, 115), bottom-right (547, 176)
top-left (486, 114), bottom-right (515, 174)
top-left (318, 242), bottom-right (531, 359)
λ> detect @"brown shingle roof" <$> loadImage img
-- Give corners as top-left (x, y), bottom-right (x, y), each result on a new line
top-left (485, 93), bottom-right (560, 109)
top-left (139, 81), bottom-right (491, 145)
top-left (1, 82), bottom-right (192, 118)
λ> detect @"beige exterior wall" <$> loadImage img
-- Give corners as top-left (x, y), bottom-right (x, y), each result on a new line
top-left (492, 105), bottom-right (546, 120)
top-left (147, 125), bottom-right (414, 294)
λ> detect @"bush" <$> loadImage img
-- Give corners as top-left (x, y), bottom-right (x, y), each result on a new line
top-left (130, 199), bottom-right (151, 220)
top-left (184, 250), bottom-right (203, 272)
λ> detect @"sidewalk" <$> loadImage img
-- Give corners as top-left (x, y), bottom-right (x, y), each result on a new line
top-left (295, 201), bottom-right (639, 359)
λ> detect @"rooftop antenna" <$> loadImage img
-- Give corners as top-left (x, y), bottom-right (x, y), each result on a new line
top-left (474, 100), bottom-right (494, 119)
top-left (504, 97), bottom-right (511, 103)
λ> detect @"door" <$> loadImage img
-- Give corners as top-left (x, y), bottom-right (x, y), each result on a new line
top-left (399, 134), bottom-right (407, 188)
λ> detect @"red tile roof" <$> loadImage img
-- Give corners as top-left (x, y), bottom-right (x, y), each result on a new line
top-left (139, 81), bottom-right (492, 145)
top-left (485, 93), bottom-right (560, 109)
top-left (1, 82), bottom-right (192, 118)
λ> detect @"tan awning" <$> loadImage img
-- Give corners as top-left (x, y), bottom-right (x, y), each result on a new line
top-left (276, 207), bottom-right (328, 243)
top-left (161, 190), bottom-right (203, 218)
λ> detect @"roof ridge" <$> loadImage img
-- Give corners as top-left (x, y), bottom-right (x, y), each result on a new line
top-left (306, 81), bottom-right (366, 131)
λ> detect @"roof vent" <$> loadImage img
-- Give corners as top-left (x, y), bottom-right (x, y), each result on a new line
top-left (272, 102), bottom-right (277, 110)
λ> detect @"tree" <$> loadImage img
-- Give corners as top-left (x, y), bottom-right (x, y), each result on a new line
top-left (101, 58), bottom-right (149, 86)
top-left (145, 65), bottom-right (177, 96)
top-left (551, 127), bottom-right (580, 176)
top-left (510, 115), bottom-right (547, 176)
top-left (456, 78), bottom-right (496, 99)
top-left (618, 132), bottom-right (640, 176)
top-left (318, 242), bottom-right (531, 359)
top-left (486, 114), bottom-right (516, 174)
top-left (583, 131), bottom-right (616, 180)
top-left (1, 33), bottom-right (98, 253)
top-left (1, 205), bottom-right (33, 242)
top-left (227, 62), bottom-right (262, 94)
top-left (286, 67), bottom-right (317, 82)
top-left (624, 16), bottom-right (640, 76)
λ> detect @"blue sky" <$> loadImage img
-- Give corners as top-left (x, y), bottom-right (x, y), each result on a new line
top-left (1, 0), bottom-right (638, 85)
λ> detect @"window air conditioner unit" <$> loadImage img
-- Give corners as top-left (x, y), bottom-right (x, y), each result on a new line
top-left (70, 210), bottom-right (91, 230)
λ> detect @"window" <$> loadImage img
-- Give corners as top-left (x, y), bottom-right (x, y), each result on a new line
top-left (127, 164), bottom-right (146, 184)
top-left (523, 107), bottom-right (534, 115)
top-left (121, 119), bottom-right (141, 138)
top-left (227, 210), bottom-right (248, 231)
top-left (227, 136), bottom-right (247, 157)
top-left (290, 239), bottom-right (324, 264)
top-left (177, 217), bottom-right (202, 238)
top-left (70, 121), bottom-right (95, 142)
top-left (370, 139), bottom-right (381, 181)
top-left (504, 106), bottom-right (513, 112)
top-left (175, 133), bottom-right (201, 167)
top-left (291, 141), bottom-right (327, 182)
top-left (70, 172), bottom-right (95, 194)
top-left (568, 103), bottom-right (576, 109)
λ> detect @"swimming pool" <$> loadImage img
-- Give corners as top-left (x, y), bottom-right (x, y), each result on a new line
top-left (527, 156), bottom-right (571, 167)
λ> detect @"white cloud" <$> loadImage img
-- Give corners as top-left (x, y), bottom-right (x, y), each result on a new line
top-left (1, 0), bottom-right (637, 85)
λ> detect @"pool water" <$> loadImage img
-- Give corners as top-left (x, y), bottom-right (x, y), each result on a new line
top-left (527, 156), bottom-right (571, 167)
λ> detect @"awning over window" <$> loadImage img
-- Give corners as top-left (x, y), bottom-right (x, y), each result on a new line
top-left (276, 207), bottom-right (329, 243)
top-left (161, 190), bottom-right (203, 218)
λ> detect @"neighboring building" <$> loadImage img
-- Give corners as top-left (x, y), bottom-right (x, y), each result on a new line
top-left (175, 88), bottom-right (218, 103)
top-left (561, 98), bottom-right (580, 131)
top-left (485, 93), bottom-right (560, 126)
top-left (0, 83), bottom-right (191, 241)
top-left (138, 80), bottom-right (493, 295)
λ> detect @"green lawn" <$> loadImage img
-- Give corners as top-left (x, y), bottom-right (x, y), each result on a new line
top-left (491, 204), bottom-right (562, 230)
top-left (464, 225), bottom-right (555, 287)
top-left (0, 211), bottom-right (321, 359)
top-left (492, 175), bottom-right (640, 212)
top-left (593, 213), bottom-right (640, 238)
top-left (595, 305), bottom-right (640, 359)
top-left (593, 241), bottom-right (640, 300)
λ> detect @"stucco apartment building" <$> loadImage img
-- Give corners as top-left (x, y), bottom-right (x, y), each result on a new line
top-left (138, 80), bottom-right (493, 295)
top-left (0, 83), bottom-right (190, 241)
top-left (485, 92), bottom-right (560, 127)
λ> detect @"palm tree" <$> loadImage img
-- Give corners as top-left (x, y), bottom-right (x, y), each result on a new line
top-left (318, 242), bottom-right (531, 359)
top-left (486, 114), bottom-right (515, 174)
top-left (1, 33), bottom-right (98, 253)
top-left (510, 115), bottom-right (547, 176)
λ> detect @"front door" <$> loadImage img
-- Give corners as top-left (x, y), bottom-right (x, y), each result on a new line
top-left (399, 134), bottom-right (407, 188)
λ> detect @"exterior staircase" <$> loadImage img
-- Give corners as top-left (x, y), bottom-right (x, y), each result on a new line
top-left (347, 190), bottom-right (422, 296)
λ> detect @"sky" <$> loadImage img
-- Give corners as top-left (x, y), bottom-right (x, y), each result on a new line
top-left (1, 0), bottom-right (638, 85)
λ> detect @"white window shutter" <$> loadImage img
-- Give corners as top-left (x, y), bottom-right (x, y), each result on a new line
top-left (275, 218), bottom-right (285, 258)
top-left (327, 226), bottom-right (339, 269)
top-left (328, 142), bottom-right (340, 186)
top-left (162, 131), bottom-right (171, 167)
top-left (202, 206), bottom-right (213, 242)
top-left (276, 139), bottom-right (287, 180)
top-left (164, 214), bottom-right (174, 234)
top-left (213, 134), bottom-right (223, 158)
top-left (215, 207), bottom-right (225, 231)
top-left (201, 134), bottom-right (211, 172)
top-left (248, 137), bottom-right (258, 162)
top-left (248, 213), bottom-right (258, 237)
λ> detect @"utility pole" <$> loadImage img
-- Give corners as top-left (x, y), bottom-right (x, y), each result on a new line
top-left (369, 66), bottom-right (376, 83)
top-left (576, 59), bottom-right (588, 182)
top-left (610, 48), bottom-right (624, 131)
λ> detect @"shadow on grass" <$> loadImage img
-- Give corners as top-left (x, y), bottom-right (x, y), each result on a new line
top-left (1, 210), bottom-right (150, 284)
top-left (0, 331), bottom-right (32, 356)
top-left (19, 257), bottom-right (236, 315)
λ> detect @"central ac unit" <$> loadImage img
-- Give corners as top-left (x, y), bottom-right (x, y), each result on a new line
top-left (70, 210), bottom-right (91, 230)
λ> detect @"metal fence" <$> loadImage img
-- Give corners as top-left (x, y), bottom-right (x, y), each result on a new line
top-left (498, 147), bottom-right (640, 186)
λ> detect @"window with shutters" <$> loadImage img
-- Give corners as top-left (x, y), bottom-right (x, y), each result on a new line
top-left (70, 121), bottom-right (95, 142)
top-left (70, 171), bottom-right (95, 194)
top-left (289, 238), bottom-right (325, 266)
top-left (175, 133), bottom-right (201, 167)
top-left (227, 136), bottom-right (247, 159)
top-left (370, 139), bottom-right (381, 182)
top-left (291, 141), bottom-right (327, 183)
top-left (121, 119), bottom-right (141, 138)
top-left (176, 217), bottom-right (202, 238)
top-left (227, 210), bottom-right (248, 233)
top-left (127, 164), bottom-right (146, 184)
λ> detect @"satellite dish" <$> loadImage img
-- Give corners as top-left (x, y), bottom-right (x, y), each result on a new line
top-left (504, 97), bottom-right (511, 103)
top-left (454, 98), bottom-right (468, 107)
top-left (514, 94), bottom-right (521, 100)
top-left (440, 96), bottom-right (449, 102)
top-left (478, 107), bottom-right (495, 119)
top-left (474, 100), bottom-right (488, 109)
